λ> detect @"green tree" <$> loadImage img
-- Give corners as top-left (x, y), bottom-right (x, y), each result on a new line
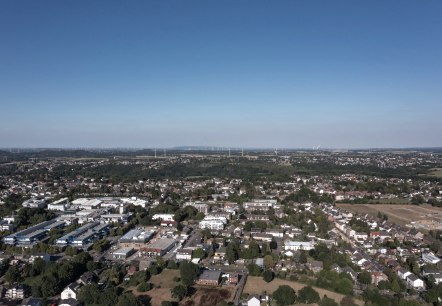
top-left (335, 278), bottom-right (353, 295)
top-left (263, 270), bottom-right (274, 283)
top-left (247, 263), bottom-right (261, 276)
top-left (320, 296), bottom-right (339, 306)
top-left (391, 279), bottom-right (401, 293)
top-left (117, 292), bottom-right (138, 306)
top-left (298, 286), bottom-right (320, 304)
top-left (357, 271), bottom-right (372, 285)
top-left (226, 239), bottom-right (240, 264)
top-left (273, 285), bottom-right (296, 306)
top-left (137, 282), bottom-right (152, 292)
top-left (179, 261), bottom-right (199, 286)
top-left (264, 255), bottom-right (274, 270)
top-left (5, 265), bottom-right (21, 283)
top-left (299, 250), bottom-right (308, 264)
top-left (171, 284), bottom-right (188, 301)
top-left (192, 248), bottom-right (205, 259)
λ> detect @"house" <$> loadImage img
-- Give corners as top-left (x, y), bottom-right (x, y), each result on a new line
top-left (6, 284), bottom-right (27, 300)
top-left (228, 273), bottom-right (239, 285)
top-left (406, 274), bottom-right (424, 289)
top-left (196, 270), bottom-right (222, 286)
top-left (422, 252), bottom-right (441, 264)
top-left (307, 261), bottom-right (323, 273)
top-left (247, 296), bottom-right (260, 306)
top-left (78, 271), bottom-right (96, 285)
top-left (58, 299), bottom-right (82, 306)
top-left (176, 248), bottom-right (193, 261)
top-left (371, 271), bottom-right (388, 285)
top-left (284, 241), bottom-right (314, 251)
top-left (397, 268), bottom-right (412, 280)
top-left (21, 297), bottom-right (42, 306)
top-left (214, 247), bottom-right (227, 261)
top-left (61, 283), bottom-right (80, 300)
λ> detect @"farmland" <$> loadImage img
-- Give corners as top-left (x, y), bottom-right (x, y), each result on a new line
top-left (337, 203), bottom-right (442, 229)
top-left (243, 276), bottom-right (363, 305)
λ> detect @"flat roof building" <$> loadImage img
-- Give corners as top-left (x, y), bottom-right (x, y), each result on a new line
top-left (139, 238), bottom-right (176, 257)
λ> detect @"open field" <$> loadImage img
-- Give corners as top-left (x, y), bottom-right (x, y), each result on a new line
top-left (144, 269), bottom-right (180, 306)
top-left (426, 168), bottom-right (442, 178)
top-left (337, 203), bottom-right (442, 229)
top-left (243, 276), bottom-right (363, 305)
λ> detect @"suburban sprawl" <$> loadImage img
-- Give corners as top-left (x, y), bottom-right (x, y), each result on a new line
top-left (0, 148), bottom-right (441, 306)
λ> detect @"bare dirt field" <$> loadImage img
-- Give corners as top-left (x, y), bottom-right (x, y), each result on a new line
top-left (145, 269), bottom-right (180, 306)
top-left (337, 203), bottom-right (442, 229)
top-left (243, 276), bottom-right (363, 305)
top-left (181, 286), bottom-right (235, 306)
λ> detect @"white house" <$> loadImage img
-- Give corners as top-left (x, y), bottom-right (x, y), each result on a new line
top-left (176, 248), bottom-right (193, 261)
top-left (397, 268), bottom-right (412, 280)
top-left (406, 274), bottom-right (424, 289)
top-left (247, 296), bottom-right (260, 306)
top-left (61, 283), bottom-right (80, 300)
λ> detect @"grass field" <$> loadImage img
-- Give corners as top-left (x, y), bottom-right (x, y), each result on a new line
top-left (143, 269), bottom-right (180, 306)
top-left (427, 168), bottom-right (442, 178)
top-left (337, 203), bottom-right (442, 228)
top-left (243, 276), bottom-right (363, 305)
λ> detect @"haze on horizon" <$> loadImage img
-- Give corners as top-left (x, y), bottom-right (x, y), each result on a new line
top-left (1, 1), bottom-right (441, 149)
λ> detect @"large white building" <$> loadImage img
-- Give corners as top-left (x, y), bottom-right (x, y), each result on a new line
top-left (422, 252), bottom-right (441, 264)
top-left (284, 241), bottom-right (315, 251)
top-left (199, 215), bottom-right (227, 230)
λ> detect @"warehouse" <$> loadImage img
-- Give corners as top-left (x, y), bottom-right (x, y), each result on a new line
top-left (139, 238), bottom-right (176, 257)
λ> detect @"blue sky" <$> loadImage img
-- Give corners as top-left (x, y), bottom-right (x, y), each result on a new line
top-left (1, 1), bottom-right (441, 148)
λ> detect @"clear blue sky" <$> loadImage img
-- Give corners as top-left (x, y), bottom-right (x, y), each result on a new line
top-left (1, 1), bottom-right (441, 148)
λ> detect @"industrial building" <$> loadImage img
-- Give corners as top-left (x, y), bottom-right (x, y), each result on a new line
top-left (55, 222), bottom-right (110, 247)
top-left (4, 219), bottom-right (65, 245)
top-left (139, 238), bottom-right (176, 257)
top-left (118, 228), bottom-right (155, 249)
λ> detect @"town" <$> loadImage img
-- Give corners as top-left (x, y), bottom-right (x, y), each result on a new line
top-left (0, 149), bottom-right (441, 306)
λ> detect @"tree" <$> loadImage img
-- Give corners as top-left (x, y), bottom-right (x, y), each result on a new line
top-left (171, 284), bottom-right (188, 301)
top-left (264, 255), bottom-right (274, 270)
top-left (357, 271), bottom-right (372, 285)
top-left (335, 278), bottom-right (353, 295)
top-left (137, 282), bottom-right (152, 292)
top-left (391, 279), bottom-right (401, 293)
top-left (167, 260), bottom-right (178, 269)
top-left (299, 250), bottom-right (308, 264)
top-left (192, 248), bottom-right (206, 259)
top-left (117, 292), bottom-right (138, 306)
top-left (298, 286), bottom-right (320, 304)
top-left (5, 265), bottom-right (21, 283)
top-left (179, 261), bottom-right (199, 286)
top-left (162, 302), bottom-right (174, 306)
top-left (226, 239), bottom-right (240, 264)
top-left (270, 239), bottom-right (277, 250)
top-left (273, 285), bottom-right (296, 306)
top-left (263, 270), bottom-right (274, 283)
top-left (247, 263), bottom-right (261, 276)
top-left (340, 296), bottom-right (356, 306)
top-left (320, 296), bottom-right (338, 306)
top-left (377, 280), bottom-right (390, 290)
